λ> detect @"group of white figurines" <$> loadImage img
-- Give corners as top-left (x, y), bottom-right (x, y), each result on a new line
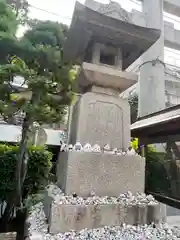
top-left (60, 142), bottom-right (138, 156)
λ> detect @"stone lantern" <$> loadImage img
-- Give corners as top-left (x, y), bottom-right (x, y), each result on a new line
top-left (64, 1), bottom-right (160, 149)
top-left (52, 1), bottom-right (162, 233)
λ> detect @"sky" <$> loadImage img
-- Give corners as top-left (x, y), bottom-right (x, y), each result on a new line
top-left (18, 0), bottom-right (180, 67)
top-left (27, 0), bottom-right (140, 25)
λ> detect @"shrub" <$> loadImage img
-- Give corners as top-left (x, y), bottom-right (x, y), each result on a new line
top-left (131, 138), bottom-right (155, 152)
top-left (0, 144), bottom-right (52, 202)
top-left (131, 139), bottom-right (171, 195)
top-left (145, 149), bottom-right (171, 195)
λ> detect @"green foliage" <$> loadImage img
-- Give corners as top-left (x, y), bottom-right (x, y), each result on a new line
top-left (131, 138), bottom-right (138, 150)
top-left (131, 138), bottom-right (170, 194)
top-left (24, 20), bottom-right (68, 48)
top-left (128, 93), bottom-right (138, 123)
top-left (0, 1), bottom-right (75, 223)
top-left (145, 150), bottom-right (171, 195)
top-left (0, 0), bottom-right (19, 34)
top-left (6, 0), bottom-right (29, 24)
top-left (0, 3), bottom-right (74, 126)
top-left (0, 0), bottom-right (20, 65)
top-left (131, 138), bottom-right (156, 152)
top-left (0, 144), bottom-right (52, 201)
top-left (0, 46), bottom-right (75, 125)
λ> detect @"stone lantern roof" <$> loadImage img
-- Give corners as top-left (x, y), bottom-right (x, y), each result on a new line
top-left (64, 1), bottom-right (161, 70)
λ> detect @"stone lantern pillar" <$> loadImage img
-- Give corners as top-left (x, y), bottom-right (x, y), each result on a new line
top-left (43, 1), bottom-right (165, 234)
top-left (56, 1), bottom-right (161, 197)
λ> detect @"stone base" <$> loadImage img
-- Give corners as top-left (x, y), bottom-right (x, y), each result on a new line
top-left (56, 152), bottom-right (145, 197)
top-left (47, 202), bottom-right (161, 234)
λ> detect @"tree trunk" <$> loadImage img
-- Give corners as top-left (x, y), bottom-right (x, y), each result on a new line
top-left (0, 93), bottom-right (37, 229)
top-left (0, 194), bottom-right (16, 231)
top-left (0, 117), bottom-right (31, 230)
top-left (16, 115), bottom-right (31, 206)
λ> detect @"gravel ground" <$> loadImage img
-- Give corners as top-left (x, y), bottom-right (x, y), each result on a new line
top-left (28, 202), bottom-right (180, 240)
top-left (46, 184), bottom-right (158, 206)
top-left (27, 184), bottom-right (180, 239)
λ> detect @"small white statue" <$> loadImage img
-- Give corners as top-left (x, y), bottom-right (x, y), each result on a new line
top-left (103, 144), bottom-right (113, 154)
top-left (117, 149), bottom-right (123, 156)
top-left (83, 143), bottom-right (92, 152)
top-left (60, 143), bottom-right (67, 152)
top-left (126, 148), bottom-right (136, 156)
top-left (92, 144), bottom-right (101, 153)
top-left (112, 148), bottom-right (118, 155)
top-left (122, 151), bottom-right (126, 156)
top-left (73, 142), bottom-right (83, 151)
top-left (68, 144), bottom-right (74, 152)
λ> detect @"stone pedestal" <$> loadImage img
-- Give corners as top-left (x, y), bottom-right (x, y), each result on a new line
top-left (57, 152), bottom-right (145, 197)
top-left (47, 202), bottom-right (161, 234)
top-left (68, 62), bottom-right (136, 148)
top-left (69, 91), bottom-right (130, 149)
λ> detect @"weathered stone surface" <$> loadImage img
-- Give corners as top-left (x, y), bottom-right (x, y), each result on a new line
top-left (77, 62), bottom-right (138, 93)
top-left (68, 91), bottom-right (131, 150)
top-left (0, 233), bottom-right (16, 240)
top-left (56, 152), bottom-right (145, 197)
top-left (48, 203), bottom-right (161, 234)
top-left (63, 2), bottom-right (161, 68)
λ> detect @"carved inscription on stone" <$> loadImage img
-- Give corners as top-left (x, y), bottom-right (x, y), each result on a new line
top-left (85, 101), bottom-right (123, 148)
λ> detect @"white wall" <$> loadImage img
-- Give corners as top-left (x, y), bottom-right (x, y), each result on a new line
top-left (0, 124), bottom-right (63, 146)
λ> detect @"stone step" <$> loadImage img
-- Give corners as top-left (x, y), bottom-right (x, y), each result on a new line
top-left (0, 233), bottom-right (16, 240)
top-left (47, 202), bottom-right (161, 234)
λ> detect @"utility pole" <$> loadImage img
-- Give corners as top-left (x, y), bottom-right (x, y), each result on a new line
top-left (138, 0), bottom-right (165, 117)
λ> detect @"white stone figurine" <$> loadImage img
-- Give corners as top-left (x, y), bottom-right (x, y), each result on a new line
top-left (126, 147), bottom-right (136, 156)
top-left (68, 144), bottom-right (74, 152)
top-left (60, 143), bottom-right (67, 152)
top-left (103, 144), bottom-right (113, 154)
top-left (117, 149), bottom-right (123, 156)
top-left (73, 142), bottom-right (83, 151)
top-left (83, 143), bottom-right (92, 152)
top-left (112, 148), bottom-right (118, 155)
top-left (92, 144), bottom-right (101, 153)
top-left (122, 151), bottom-right (126, 156)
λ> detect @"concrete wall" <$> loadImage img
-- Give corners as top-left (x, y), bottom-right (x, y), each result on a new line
top-left (127, 13), bottom-right (180, 72)
top-left (0, 124), bottom-right (64, 146)
top-left (138, 0), bottom-right (180, 18)
top-left (57, 152), bottom-right (145, 197)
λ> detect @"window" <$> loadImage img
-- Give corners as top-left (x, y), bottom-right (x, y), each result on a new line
top-left (100, 51), bottom-right (115, 66)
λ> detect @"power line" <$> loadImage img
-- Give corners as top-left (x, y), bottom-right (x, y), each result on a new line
top-left (28, 4), bottom-right (72, 20)
top-left (28, 2), bottom-right (180, 61)
top-left (130, 0), bottom-right (141, 5)
top-left (128, 0), bottom-right (180, 26)
top-left (29, 1), bottom-right (180, 28)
